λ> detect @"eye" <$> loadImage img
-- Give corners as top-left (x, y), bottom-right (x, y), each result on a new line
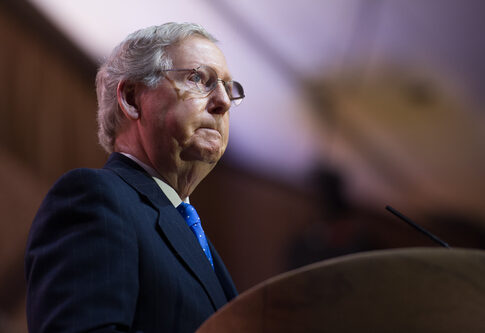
top-left (187, 71), bottom-right (203, 84)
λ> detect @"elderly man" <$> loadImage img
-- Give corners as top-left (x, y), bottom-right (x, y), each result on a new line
top-left (25, 22), bottom-right (244, 333)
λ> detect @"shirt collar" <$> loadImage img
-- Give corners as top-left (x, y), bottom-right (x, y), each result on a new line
top-left (120, 152), bottom-right (188, 207)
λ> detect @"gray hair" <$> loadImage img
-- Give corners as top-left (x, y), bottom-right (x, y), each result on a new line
top-left (96, 22), bottom-right (217, 153)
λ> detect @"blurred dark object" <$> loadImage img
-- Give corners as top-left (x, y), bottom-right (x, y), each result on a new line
top-left (287, 167), bottom-right (376, 268)
top-left (287, 165), bottom-right (485, 270)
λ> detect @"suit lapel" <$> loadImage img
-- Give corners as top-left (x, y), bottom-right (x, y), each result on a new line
top-left (104, 153), bottom-right (229, 310)
top-left (209, 241), bottom-right (238, 301)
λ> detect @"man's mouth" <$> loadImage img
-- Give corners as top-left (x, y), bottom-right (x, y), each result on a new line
top-left (196, 127), bottom-right (221, 137)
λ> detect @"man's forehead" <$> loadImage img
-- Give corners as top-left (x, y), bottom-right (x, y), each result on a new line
top-left (168, 36), bottom-right (231, 79)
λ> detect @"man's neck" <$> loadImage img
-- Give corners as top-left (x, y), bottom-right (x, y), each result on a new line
top-left (114, 129), bottom-right (214, 199)
top-left (116, 147), bottom-right (212, 200)
top-left (157, 160), bottom-right (214, 199)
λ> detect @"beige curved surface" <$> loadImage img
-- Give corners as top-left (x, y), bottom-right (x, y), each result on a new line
top-left (198, 248), bottom-right (485, 333)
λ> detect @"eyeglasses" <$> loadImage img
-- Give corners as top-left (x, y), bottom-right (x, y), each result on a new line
top-left (161, 65), bottom-right (245, 106)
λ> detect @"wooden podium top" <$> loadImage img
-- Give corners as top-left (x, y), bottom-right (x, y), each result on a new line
top-left (197, 248), bottom-right (485, 333)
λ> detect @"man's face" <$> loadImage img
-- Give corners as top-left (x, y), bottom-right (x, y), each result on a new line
top-left (136, 36), bottom-right (231, 173)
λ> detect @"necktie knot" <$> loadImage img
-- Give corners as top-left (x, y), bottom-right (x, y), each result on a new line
top-left (176, 202), bottom-right (200, 228)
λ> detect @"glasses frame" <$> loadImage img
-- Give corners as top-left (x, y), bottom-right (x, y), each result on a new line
top-left (161, 65), bottom-right (245, 106)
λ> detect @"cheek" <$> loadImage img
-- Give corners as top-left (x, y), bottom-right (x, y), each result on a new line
top-left (222, 115), bottom-right (230, 143)
top-left (170, 106), bottom-right (200, 142)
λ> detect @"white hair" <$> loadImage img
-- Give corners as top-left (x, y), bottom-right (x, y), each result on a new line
top-left (95, 22), bottom-right (217, 153)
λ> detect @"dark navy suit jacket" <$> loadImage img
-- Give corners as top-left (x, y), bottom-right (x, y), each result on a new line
top-left (25, 153), bottom-right (237, 333)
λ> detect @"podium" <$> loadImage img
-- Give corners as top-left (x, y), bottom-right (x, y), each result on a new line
top-left (197, 248), bottom-right (485, 332)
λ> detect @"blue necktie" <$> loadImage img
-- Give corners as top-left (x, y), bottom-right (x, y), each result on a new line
top-left (177, 202), bottom-right (214, 269)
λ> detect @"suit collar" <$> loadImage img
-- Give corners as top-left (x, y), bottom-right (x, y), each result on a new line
top-left (104, 153), bottom-right (229, 309)
top-left (118, 152), bottom-right (185, 207)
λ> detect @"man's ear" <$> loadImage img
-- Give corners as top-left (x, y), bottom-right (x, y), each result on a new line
top-left (117, 81), bottom-right (140, 120)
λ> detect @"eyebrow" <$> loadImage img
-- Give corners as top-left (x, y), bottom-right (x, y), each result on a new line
top-left (164, 65), bottom-right (234, 82)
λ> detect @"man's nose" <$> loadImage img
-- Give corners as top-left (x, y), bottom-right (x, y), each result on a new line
top-left (208, 81), bottom-right (231, 114)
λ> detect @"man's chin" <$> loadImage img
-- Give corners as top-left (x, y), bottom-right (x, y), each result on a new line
top-left (180, 145), bottom-right (225, 164)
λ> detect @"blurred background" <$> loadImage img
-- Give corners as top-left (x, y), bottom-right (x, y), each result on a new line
top-left (1, 0), bottom-right (484, 331)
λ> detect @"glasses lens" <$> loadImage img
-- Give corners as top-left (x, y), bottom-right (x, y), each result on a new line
top-left (184, 66), bottom-right (214, 93)
top-left (165, 66), bottom-right (244, 105)
top-left (229, 81), bottom-right (245, 105)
